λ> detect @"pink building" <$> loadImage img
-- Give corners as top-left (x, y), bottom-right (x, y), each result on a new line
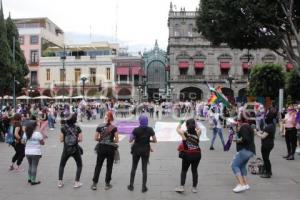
top-left (13, 18), bottom-right (64, 94)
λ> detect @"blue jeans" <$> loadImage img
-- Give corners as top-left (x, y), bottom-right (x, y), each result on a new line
top-left (211, 127), bottom-right (225, 147)
top-left (231, 149), bottom-right (254, 176)
top-left (48, 114), bottom-right (54, 128)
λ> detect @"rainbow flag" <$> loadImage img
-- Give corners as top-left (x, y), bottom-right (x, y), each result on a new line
top-left (208, 94), bottom-right (218, 105)
top-left (209, 86), bottom-right (230, 107)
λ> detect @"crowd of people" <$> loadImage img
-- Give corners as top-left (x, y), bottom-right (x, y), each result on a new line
top-left (0, 99), bottom-right (300, 194)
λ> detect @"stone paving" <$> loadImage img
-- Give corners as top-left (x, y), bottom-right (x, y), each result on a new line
top-left (0, 116), bottom-right (299, 200)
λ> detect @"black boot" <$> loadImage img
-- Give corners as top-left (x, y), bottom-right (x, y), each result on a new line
top-left (286, 155), bottom-right (295, 160)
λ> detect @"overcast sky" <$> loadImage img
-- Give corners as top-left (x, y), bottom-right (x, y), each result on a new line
top-left (3, 0), bottom-right (199, 53)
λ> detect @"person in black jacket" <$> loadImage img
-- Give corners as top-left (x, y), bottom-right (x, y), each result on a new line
top-left (255, 115), bottom-right (275, 178)
top-left (127, 115), bottom-right (157, 193)
top-left (231, 115), bottom-right (256, 193)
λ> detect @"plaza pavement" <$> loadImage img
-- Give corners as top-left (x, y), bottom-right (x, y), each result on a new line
top-left (0, 116), bottom-right (300, 200)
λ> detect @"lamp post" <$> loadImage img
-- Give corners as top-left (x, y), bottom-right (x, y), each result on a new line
top-left (80, 75), bottom-right (88, 99)
top-left (170, 85), bottom-right (174, 101)
top-left (227, 75), bottom-right (235, 90)
top-left (60, 46), bottom-right (66, 101)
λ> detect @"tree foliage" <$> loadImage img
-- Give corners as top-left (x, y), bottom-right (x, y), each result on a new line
top-left (6, 14), bottom-right (29, 94)
top-left (248, 64), bottom-right (285, 98)
top-left (0, 1), bottom-right (13, 96)
top-left (286, 69), bottom-right (300, 101)
top-left (197, 0), bottom-right (300, 73)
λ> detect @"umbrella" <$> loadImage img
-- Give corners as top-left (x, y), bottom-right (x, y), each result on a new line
top-left (72, 95), bottom-right (89, 99)
top-left (3, 95), bottom-right (13, 99)
top-left (33, 95), bottom-right (52, 99)
top-left (17, 95), bottom-right (31, 100)
top-left (54, 96), bottom-right (71, 99)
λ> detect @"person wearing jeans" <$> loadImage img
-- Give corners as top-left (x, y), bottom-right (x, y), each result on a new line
top-left (210, 108), bottom-right (225, 150)
top-left (231, 115), bottom-right (255, 193)
top-left (22, 120), bottom-right (45, 185)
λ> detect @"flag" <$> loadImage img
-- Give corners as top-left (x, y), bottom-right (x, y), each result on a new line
top-left (208, 94), bottom-right (218, 105)
top-left (209, 86), bottom-right (230, 107)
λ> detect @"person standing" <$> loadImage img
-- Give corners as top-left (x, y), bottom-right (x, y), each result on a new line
top-left (231, 115), bottom-right (255, 193)
top-left (175, 119), bottom-right (201, 193)
top-left (58, 113), bottom-right (83, 188)
top-left (127, 115), bottom-right (157, 193)
top-left (22, 120), bottom-right (45, 185)
top-left (9, 114), bottom-right (25, 172)
top-left (254, 115), bottom-right (275, 178)
top-left (209, 108), bottom-right (225, 150)
top-left (282, 106), bottom-right (297, 160)
top-left (91, 111), bottom-right (119, 190)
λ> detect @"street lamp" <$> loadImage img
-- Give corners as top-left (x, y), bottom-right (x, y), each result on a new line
top-left (170, 85), bottom-right (174, 101)
top-left (28, 86), bottom-right (35, 97)
top-left (60, 46), bottom-right (66, 101)
top-left (80, 75), bottom-right (88, 99)
top-left (227, 75), bottom-right (235, 90)
top-left (13, 79), bottom-right (20, 109)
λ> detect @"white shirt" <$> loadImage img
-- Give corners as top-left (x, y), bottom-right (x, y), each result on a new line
top-left (23, 131), bottom-right (43, 155)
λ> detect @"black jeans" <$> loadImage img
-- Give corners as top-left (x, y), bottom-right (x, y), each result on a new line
top-left (181, 158), bottom-right (200, 187)
top-left (92, 148), bottom-right (115, 184)
top-left (12, 143), bottom-right (25, 166)
top-left (58, 151), bottom-right (82, 181)
top-left (261, 144), bottom-right (274, 175)
top-left (129, 154), bottom-right (149, 187)
top-left (285, 128), bottom-right (297, 156)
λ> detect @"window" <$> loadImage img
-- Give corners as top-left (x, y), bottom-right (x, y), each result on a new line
top-left (46, 69), bottom-right (50, 81)
top-left (179, 68), bottom-right (188, 75)
top-left (31, 71), bottom-right (38, 85)
top-left (221, 69), bottom-right (230, 75)
top-left (90, 68), bottom-right (96, 85)
top-left (60, 69), bottom-right (65, 82)
top-left (75, 69), bottom-right (81, 83)
top-left (106, 68), bottom-right (111, 80)
top-left (30, 50), bottom-right (39, 64)
top-left (195, 68), bottom-right (203, 75)
top-left (30, 35), bottom-right (39, 44)
top-left (120, 75), bottom-right (127, 82)
top-left (19, 36), bottom-right (24, 45)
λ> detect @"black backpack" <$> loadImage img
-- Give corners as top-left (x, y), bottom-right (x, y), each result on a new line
top-left (64, 125), bottom-right (78, 146)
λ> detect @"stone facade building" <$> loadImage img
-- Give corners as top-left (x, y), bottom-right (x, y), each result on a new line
top-left (167, 4), bottom-right (292, 102)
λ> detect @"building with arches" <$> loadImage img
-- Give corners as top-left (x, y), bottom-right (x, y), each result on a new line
top-left (167, 3), bottom-right (292, 102)
top-left (143, 41), bottom-right (168, 101)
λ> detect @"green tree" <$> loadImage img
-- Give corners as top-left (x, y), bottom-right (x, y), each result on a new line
top-left (197, 0), bottom-right (300, 74)
top-left (286, 69), bottom-right (300, 101)
top-left (0, 0), bottom-right (14, 96)
top-left (6, 14), bottom-right (29, 95)
top-left (248, 64), bottom-right (285, 98)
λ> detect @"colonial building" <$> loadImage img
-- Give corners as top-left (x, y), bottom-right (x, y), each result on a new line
top-left (39, 42), bottom-right (119, 98)
top-left (13, 17), bottom-right (64, 94)
top-left (113, 56), bottom-right (145, 101)
top-left (167, 4), bottom-right (292, 102)
top-left (143, 41), bottom-right (168, 101)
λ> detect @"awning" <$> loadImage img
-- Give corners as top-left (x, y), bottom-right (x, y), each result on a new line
top-left (220, 62), bottom-right (231, 69)
top-left (242, 62), bottom-right (250, 69)
top-left (178, 61), bottom-right (189, 69)
top-left (286, 63), bottom-right (293, 70)
top-left (131, 67), bottom-right (141, 75)
top-left (117, 67), bottom-right (129, 75)
top-left (194, 61), bottom-right (205, 69)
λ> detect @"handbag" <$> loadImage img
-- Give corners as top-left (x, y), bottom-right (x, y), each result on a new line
top-left (248, 158), bottom-right (264, 175)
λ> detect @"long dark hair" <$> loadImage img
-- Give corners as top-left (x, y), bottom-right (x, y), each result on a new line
top-left (186, 118), bottom-right (197, 135)
top-left (66, 113), bottom-right (77, 125)
top-left (25, 120), bottom-right (37, 140)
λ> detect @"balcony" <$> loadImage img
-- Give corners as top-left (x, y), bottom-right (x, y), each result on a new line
top-left (178, 75), bottom-right (205, 80)
top-left (171, 74), bottom-right (248, 83)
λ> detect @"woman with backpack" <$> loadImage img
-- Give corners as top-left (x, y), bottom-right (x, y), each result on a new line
top-left (231, 114), bottom-right (256, 193)
top-left (175, 118), bottom-right (201, 193)
top-left (58, 113), bottom-right (83, 188)
top-left (91, 111), bottom-right (119, 190)
top-left (127, 115), bottom-right (157, 193)
top-left (9, 113), bottom-right (25, 172)
top-left (22, 120), bottom-right (45, 185)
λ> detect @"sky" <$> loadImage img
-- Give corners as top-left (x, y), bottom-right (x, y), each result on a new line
top-left (3, 0), bottom-right (199, 53)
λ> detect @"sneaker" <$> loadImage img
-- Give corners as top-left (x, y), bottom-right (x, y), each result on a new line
top-left (105, 184), bottom-right (112, 190)
top-left (175, 186), bottom-right (185, 193)
top-left (209, 146), bottom-right (214, 150)
top-left (31, 181), bottom-right (41, 185)
top-left (74, 182), bottom-right (82, 188)
top-left (191, 187), bottom-right (198, 193)
top-left (28, 179), bottom-right (32, 183)
top-left (233, 184), bottom-right (247, 193)
top-left (9, 165), bottom-right (14, 171)
top-left (127, 185), bottom-right (134, 191)
top-left (142, 186), bottom-right (148, 193)
top-left (245, 184), bottom-right (250, 190)
top-left (91, 183), bottom-right (97, 190)
top-left (57, 181), bottom-right (64, 188)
